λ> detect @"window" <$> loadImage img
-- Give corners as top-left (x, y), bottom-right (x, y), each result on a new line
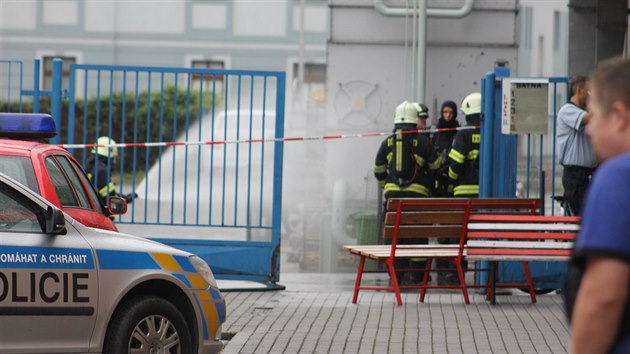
top-left (55, 155), bottom-right (94, 210)
top-left (191, 59), bottom-right (225, 95)
top-left (292, 62), bottom-right (326, 104)
top-left (0, 156), bottom-right (39, 193)
top-left (293, 62), bottom-right (326, 84)
top-left (45, 156), bottom-right (83, 208)
top-left (42, 55), bottom-right (76, 91)
top-left (71, 157), bottom-right (106, 214)
top-left (0, 182), bottom-right (44, 233)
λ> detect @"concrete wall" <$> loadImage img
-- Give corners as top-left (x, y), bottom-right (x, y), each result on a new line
top-left (322, 0), bottom-right (519, 211)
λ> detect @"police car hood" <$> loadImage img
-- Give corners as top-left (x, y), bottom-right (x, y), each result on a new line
top-left (71, 219), bottom-right (191, 256)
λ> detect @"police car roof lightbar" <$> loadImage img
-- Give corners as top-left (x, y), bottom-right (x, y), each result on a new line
top-left (0, 113), bottom-right (57, 139)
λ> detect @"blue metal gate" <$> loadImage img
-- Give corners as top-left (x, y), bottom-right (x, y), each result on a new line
top-left (1, 58), bottom-right (286, 284)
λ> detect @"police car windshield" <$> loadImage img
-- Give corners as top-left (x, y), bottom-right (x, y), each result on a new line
top-left (0, 156), bottom-right (40, 194)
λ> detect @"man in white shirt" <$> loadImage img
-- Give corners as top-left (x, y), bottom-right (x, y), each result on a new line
top-left (556, 76), bottom-right (597, 215)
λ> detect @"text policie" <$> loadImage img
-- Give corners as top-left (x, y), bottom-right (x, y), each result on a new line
top-left (0, 271), bottom-right (89, 303)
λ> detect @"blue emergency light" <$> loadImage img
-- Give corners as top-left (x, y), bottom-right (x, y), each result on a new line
top-left (0, 113), bottom-right (57, 139)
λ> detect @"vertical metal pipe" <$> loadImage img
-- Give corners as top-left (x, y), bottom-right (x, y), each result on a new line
top-left (298, 0), bottom-right (305, 86)
top-left (67, 64), bottom-right (76, 148)
top-left (33, 59), bottom-right (40, 113)
top-left (416, 0), bottom-right (427, 102)
top-left (480, 73), bottom-right (494, 197)
top-left (271, 72), bottom-right (286, 282)
top-left (50, 58), bottom-right (63, 144)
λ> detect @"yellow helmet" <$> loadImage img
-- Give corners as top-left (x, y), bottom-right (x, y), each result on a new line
top-left (92, 136), bottom-right (118, 159)
top-left (394, 101), bottom-right (429, 125)
top-left (461, 92), bottom-right (482, 116)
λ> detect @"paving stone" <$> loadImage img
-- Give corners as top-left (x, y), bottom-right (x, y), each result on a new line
top-left (220, 275), bottom-right (570, 353)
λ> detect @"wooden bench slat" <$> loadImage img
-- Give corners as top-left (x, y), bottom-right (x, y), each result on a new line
top-left (386, 198), bottom-right (539, 212)
top-left (466, 240), bottom-right (574, 249)
top-left (466, 255), bottom-right (571, 261)
top-left (383, 225), bottom-right (462, 238)
top-left (467, 222), bottom-right (580, 231)
top-left (467, 248), bottom-right (573, 257)
top-left (384, 211), bottom-right (466, 224)
top-left (469, 214), bottom-right (581, 222)
top-left (468, 231), bottom-right (577, 240)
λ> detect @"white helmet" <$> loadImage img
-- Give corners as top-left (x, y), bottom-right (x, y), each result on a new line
top-left (92, 136), bottom-right (118, 159)
top-left (394, 101), bottom-right (429, 125)
top-left (461, 92), bottom-right (482, 116)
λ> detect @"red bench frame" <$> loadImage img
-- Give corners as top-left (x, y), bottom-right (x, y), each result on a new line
top-left (343, 198), bottom-right (539, 305)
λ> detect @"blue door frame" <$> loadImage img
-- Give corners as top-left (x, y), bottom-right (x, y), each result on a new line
top-left (480, 65), bottom-right (571, 289)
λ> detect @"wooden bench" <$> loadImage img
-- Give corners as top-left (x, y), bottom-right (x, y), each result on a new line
top-left (343, 198), bottom-right (538, 305)
top-left (467, 214), bottom-right (580, 304)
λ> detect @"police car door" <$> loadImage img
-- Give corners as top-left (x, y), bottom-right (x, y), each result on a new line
top-left (0, 178), bottom-right (97, 353)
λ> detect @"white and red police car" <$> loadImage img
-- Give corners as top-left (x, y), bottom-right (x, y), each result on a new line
top-left (0, 113), bottom-right (225, 353)
top-left (0, 171), bottom-right (226, 353)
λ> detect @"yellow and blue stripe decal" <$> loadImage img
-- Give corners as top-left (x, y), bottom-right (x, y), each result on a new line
top-left (1, 246), bottom-right (94, 269)
top-left (95, 250), bottom-right (225, 341)
top-left (96, 250), bottom-right (160, 270)
top-left (150, 253), bottom-right (223, 340)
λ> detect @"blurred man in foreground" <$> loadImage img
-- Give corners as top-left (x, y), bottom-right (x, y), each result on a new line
top-left (565, 56), bottom-right (630, 354)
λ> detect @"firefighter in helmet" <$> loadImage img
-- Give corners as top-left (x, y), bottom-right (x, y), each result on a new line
top-left (86, 136), bottom-right (137, 208)
top-left (374, 101), bottom-right (440, 285)
top-left (374, 101), bottom-right (440, 199)
top-left (447, 92), bottom-right (482, 198)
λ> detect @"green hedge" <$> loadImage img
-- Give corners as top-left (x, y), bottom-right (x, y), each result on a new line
top-left (1, 85), bottom-right (220, 173)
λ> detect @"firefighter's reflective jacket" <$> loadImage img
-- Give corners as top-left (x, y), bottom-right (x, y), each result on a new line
top-left (447, 126), bottom-right (480, 196)
top-left (374, 129), bottom-right (440, 198)
top-left (86, 155), bottom-right (117, 205)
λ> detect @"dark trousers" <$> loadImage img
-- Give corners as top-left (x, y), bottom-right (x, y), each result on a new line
top-left (562, 165), bottom-right (595, 216)
top-left (383, 193), bottom-right (428, 282)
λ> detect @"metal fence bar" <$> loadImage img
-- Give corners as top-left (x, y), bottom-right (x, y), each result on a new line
top-left (157, 72), bottom-right (165, 224)
top-left (169, 73), bottom-right (178, 225)
top-left (234, 74), bottom-right (242, 226)
top-left (132, 70), bottom-right (140, 221)
top-left (208, 76), bottom-right (217, 226)
top-left (259, 77), bottom-right (268, 226)
top-left (221, 76), bottom-right (229, 226)
top-left (182, 73), bottom-right (191, 223)
top-left (195, 75), bottom-right (204, 225)
top-left (50, 59), bottom-right (63, 144)
top-left (120, 71), bottom-right (129, 204)
top-left (246, 77), bottom-right (254, 227)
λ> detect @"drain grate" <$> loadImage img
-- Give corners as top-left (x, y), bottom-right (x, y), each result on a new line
top-left (252, 306), bottom-right (273, 315)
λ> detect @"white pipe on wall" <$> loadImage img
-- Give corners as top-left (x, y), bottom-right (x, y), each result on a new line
top-left (373, 0), bottom-right (475, 102)
top-left (373, 0), bottom-right (474, 18)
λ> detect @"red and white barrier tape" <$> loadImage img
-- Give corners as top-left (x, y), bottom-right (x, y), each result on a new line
top-left (61, 125), bottom-right (479, 149)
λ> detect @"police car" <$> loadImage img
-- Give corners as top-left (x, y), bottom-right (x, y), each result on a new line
top-left (0, 172), bottom-right (226, 353)
top-left (0, 113), bottom-right (122, 232)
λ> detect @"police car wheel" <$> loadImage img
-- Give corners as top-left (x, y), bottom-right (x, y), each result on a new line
top-left (104, 296), bottom-right (193, 354)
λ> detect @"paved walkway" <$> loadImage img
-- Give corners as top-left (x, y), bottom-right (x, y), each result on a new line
top-left (219, 274), bottom-right (570, 354)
